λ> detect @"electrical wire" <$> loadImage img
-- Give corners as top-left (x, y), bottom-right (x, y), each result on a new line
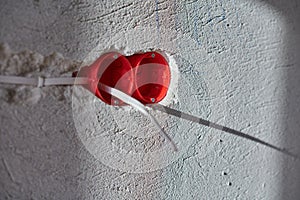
top-left (0, 75), bottom-right (178, 151)
top-left (0, 75), bottom-right (297, 157)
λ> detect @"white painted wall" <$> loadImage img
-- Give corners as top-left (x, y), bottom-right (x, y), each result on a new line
top-left (0, 0), bottom-right (299, 199)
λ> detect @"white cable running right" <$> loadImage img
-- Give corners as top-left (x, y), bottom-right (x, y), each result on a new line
top-left (100, 84), bottom-right (178, 151)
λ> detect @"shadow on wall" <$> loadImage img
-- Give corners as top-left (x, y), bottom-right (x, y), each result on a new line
top-left (262, 0), bottom-right (300, 199)
top-left (0, 1), bottom-right (164, 199)
top-left (0, 1), bottom-right (87, 198)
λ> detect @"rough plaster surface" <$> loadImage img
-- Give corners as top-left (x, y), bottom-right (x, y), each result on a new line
top-left (0, 0), bottom-right (300, 199)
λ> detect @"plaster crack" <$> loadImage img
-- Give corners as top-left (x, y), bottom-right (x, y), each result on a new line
top-left (2, 158), bottom-right (18, 184)
top-left (78, 3), bottom-right (134, 23)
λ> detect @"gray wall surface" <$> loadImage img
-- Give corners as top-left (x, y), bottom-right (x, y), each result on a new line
top-left (0, 0), bottom-right (300, 199)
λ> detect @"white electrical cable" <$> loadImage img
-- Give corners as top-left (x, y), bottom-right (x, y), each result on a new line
top-left (0, 75), bottom-right (178, 151)
top-left (1, 75), bottom-right (297, 157)
top-left (100, 84), bottom-right (178, 151)
top-left (0, 75), bottom-right (90, 87)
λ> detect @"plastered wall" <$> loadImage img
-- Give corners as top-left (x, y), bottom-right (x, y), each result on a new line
top-left (0, 0), bottom-right (300, 199)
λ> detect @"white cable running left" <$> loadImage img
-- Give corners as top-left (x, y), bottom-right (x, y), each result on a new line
top-left (0, 75), bottom-right (178, 151)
